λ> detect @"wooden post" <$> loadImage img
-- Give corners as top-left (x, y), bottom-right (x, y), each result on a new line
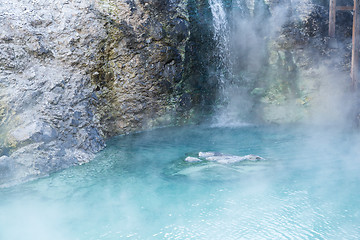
top-left (329, 0), bottom-right (359, 90)
top-left (329, 0), bottom-right (336, 37)
top-left (351, 0), bottom-right (360, 90)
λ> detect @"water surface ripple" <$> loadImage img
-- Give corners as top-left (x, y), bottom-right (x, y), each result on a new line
top-left (1, 125), bottom-right (360, 239)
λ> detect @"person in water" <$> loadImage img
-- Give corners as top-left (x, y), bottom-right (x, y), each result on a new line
top-left (185, 152), bottom-right (264, 164)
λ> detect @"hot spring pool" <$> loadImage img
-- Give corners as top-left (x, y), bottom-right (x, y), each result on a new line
top-left (1, 125), bottom-right (360, 239)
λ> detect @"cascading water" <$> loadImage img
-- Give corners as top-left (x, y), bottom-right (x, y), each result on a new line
top-left (208, 0), bottom-right (231, 88)
top-left (209, 0), bottom-right (258, 127)
top-left (208, 0), bottom-right (289, 126)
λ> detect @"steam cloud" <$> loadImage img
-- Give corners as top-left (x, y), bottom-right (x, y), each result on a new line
top-left (210, 0), bottom-right (355, 128)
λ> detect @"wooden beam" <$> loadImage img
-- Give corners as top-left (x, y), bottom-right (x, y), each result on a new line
top-left (351, 0), bottom-right (360, 90)
top-left (329, 0), bottom-right (337, 37)
top-left (336, 6), bottom-right (354, 11)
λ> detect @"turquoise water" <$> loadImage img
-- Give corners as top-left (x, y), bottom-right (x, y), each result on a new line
top-left (1, 125), bottom-right (360, 239)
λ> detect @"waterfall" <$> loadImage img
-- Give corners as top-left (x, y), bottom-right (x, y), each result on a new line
top-left (209, 0), bottom-right (231, 87)
top-left (209, 0), bottom-right (228, 39)
top-left (209, 0), bottom-right (254, 127)
top-left (208, 0), bottom-right (287, 127)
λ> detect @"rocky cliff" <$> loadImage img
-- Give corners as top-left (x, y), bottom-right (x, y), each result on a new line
top-left (0, 0), bottom-right (193, 186)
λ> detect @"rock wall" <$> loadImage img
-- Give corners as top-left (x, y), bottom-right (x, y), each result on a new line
top-left (0, 0), bottom-right (191, 186)
top-left (92, 0), bottom-right (191, 136)
top-left (257, 0), bottom-right (354, 125)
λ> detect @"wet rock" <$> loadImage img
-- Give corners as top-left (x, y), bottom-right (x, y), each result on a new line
top-left (0, 0), bottom-right (191, 186)
top-left (170, 18), bottom-right (190, 42)
top-left (92, 0), bottom-right (191, 136)
top-left (0, 156), bottom-right (14, 181)
top-left (150, 21), bottom-right (164, 41)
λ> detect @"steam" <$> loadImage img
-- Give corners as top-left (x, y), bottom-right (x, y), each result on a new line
top-left (302, 66), bottom-right (354, 126)
top-left (210, 0), bottom-right (292, 126)
top-left (1, 125), bottom-right (360, 239)
top-left (0, 1), bottom-right (359, 239)
top-left (209, 0), bottom-right (354, 128)
top-left (0, 200), bottom-right (70, 240)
